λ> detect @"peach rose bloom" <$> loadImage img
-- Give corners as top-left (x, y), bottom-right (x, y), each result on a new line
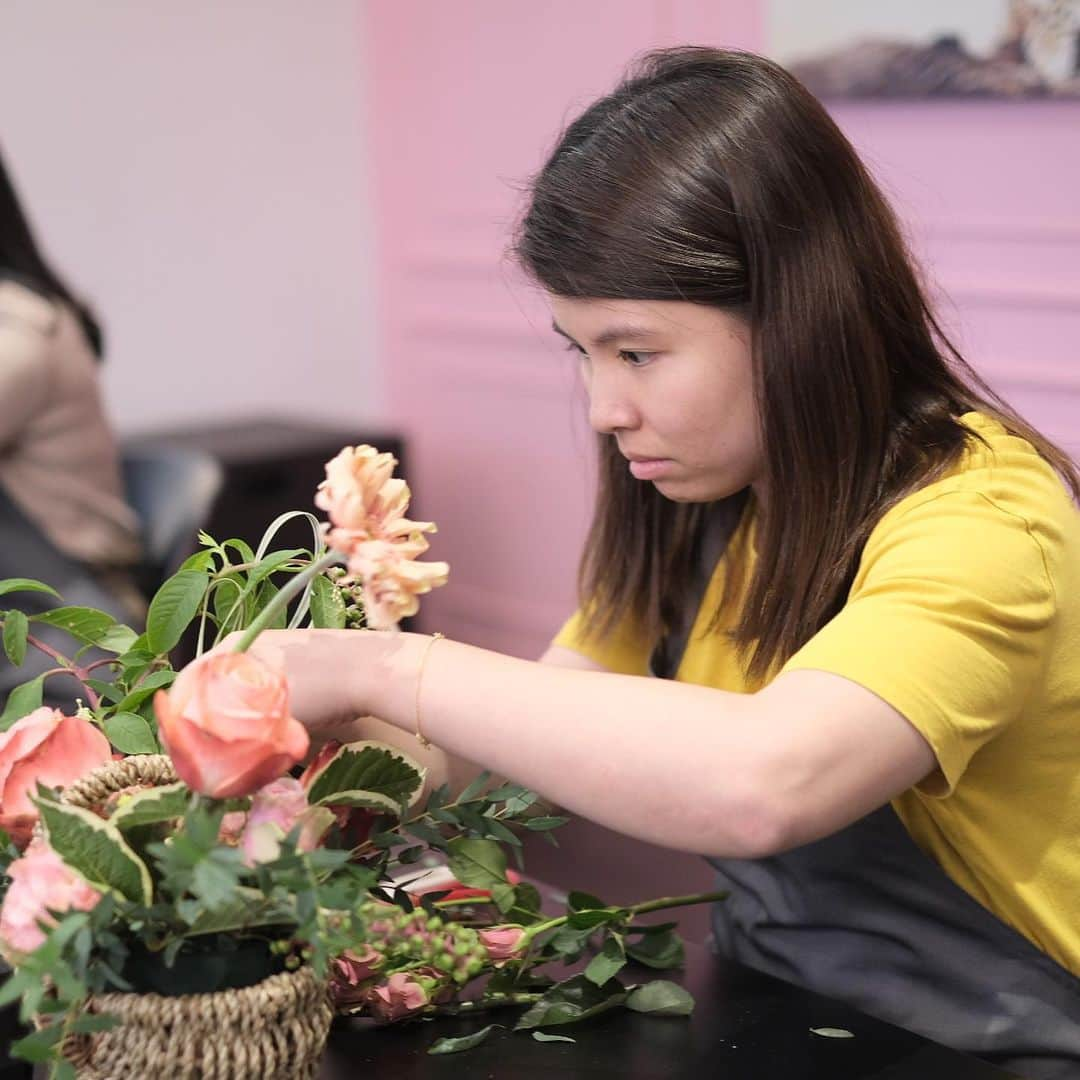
top-left (154, 652), bottom-right (309, 799)
top-left (0, 838), bottom-right (102, 958)
top-left (0, 707), bottom-right (111, 848)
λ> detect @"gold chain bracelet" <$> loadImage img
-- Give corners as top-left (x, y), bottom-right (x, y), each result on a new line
top-left (414, 632), bottom-right (444, 748)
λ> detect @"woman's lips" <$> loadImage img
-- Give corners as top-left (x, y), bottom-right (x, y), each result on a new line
top-left (628, 458), bottom-right (674, 480)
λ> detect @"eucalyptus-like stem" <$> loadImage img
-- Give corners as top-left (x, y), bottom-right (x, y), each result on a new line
top-left (523, 889), bottom-right (730, 943)
top-left (232, 551), bottom-right (342, 653)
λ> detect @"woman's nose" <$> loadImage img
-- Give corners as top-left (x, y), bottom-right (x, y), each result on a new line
top-left (587, 373), bottom-right (639, 433)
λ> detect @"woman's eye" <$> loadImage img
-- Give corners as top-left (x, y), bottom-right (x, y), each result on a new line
top-left (620, 350), bottom-right (654, 367)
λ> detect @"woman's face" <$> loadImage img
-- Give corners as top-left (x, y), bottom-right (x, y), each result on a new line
top-left (550, 296), bottom-right (763, 503)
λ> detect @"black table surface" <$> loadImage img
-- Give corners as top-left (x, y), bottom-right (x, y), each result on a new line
top-left (319, 941), bottom-right (1022, 1080)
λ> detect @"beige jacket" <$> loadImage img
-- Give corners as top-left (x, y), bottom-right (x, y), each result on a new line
top-left (0, 278), bottom-right (141, 568)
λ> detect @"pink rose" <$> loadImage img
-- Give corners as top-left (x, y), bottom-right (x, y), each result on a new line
top-left (154, 652), bottom-right (309, 799)
top-left (330, 944), bottom-right (385, 1005)
top-left (240, 777), bottom-right (334, 865)
top-left (0, 708), bottom-right (111, 848)
top-left (361, 970), bottom-right (433, 1022)
top-left (478, 926), bottom-right (527, 961)
top-left (0, 839), bottom-right (102, 959)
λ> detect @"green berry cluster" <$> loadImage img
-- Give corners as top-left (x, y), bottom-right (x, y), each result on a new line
top-left (360, 902), bottom-right (488, 984)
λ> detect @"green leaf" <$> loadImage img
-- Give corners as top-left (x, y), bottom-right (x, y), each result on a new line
top-left (446, 837), bottom-right (508, 891)
top-left (192, 850), bottom-right (243, 910)
top-left (85, 678), bottom-right (125, 706)
top-left (11, 1022), bottom-right (64, 1063)
top-left (94, 624), bottom-right (139, 654)
top-left (222, 538), bottom-right (255, 563)
top-left (145, 569), bottom-right (210, 654)
top-left (524, 815), bottom-right (570, 831)
top-left (505, 881), bottom-right (545, 924)
top-left (212, 576), bottom-right (245, 630)
top-left (427, 1024), bottom-right (502, 1055)
top-left (309, 574), bottom-right (347, 629)
top-left (2, 609), bottom-right (28, 665)
top-left (30, 605), bottom-right (115, 647)
top-left (810, 1027), bottom-right (855, 1038)
top-left (0, 577), bottom-right (61, 599)
top-left (457, 769), bottom-right (492, 805)
top-left (513, 974), bottom-right (628, 1030)
top-left (179, 550), bottom-right (217, 573)
top-left (252, 581), bottom-right (288, 629)
top-left (585, 935), bottom-right (626, 986)
top-left (625, 980), bottom-right (694, 1016)
top-left (491, 881), bottom-right (516, 914)
top-left (307, 740), bottom-right (425, 813)
top-left (545, 924), bottom-right (593, 958)
top-left (567, 908), bottom-right (623, 931)
top-left (108, 782), bottom-right (190, 830)
top-left (626, 927), bottom-right (685, 970)
top-left (532, 1031), bottom-right (576, 1043)
top-left (116, 669), bottom-right (176, 713)
top-left (34, 795), bottom-right (153, 903)
top-left (68, 1013), bottom-right (120, 1035)
top-left (0, 674), bottom-right (45, 730)
top-left (568, 890), bottom-right (606, 911)
top-left (482, 817), bottom-right (523, 848)
top-left (185, 888), bottom-right (295, 936)
top-left (103, 711), bottom-right (159, 754)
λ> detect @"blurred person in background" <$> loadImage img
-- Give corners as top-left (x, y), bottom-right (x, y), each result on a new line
top-left (0, 146), bottom-right (143, 707)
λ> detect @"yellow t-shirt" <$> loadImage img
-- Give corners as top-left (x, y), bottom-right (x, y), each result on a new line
top-left (554, 412), bottom-right (1080, 976)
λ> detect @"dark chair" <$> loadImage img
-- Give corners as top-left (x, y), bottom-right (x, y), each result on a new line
top-left (120, 445), bottom-right (223, 597)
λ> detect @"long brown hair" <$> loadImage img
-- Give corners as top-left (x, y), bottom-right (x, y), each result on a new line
top-left (514, 47), bottom-right (1080, 682)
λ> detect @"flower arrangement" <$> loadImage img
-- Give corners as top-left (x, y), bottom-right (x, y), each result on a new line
top-left (0, 447), bottom-right (722, 1077)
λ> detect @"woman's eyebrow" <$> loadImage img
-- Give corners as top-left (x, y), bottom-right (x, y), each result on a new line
top-left (551, 321), bottom-right (664, 348)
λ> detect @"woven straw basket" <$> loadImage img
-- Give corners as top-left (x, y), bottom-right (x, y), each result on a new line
top-left (51, 755), bottom-right (335, 1080)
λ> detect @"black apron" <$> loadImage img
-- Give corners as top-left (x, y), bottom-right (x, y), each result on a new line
top-left (650, 501), bottom-right (1080, 1080)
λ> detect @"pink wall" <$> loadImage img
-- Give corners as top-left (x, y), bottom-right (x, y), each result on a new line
top-left (365, 2), bottom-right (1079, 661)
top-left (363, 0), bottom-right (1079, 941)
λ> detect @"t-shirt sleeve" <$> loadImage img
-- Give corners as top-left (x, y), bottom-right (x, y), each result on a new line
top-left (551, 607), bottom-right (652, 676)
top-left (781, 488), bottom-right (1057, 796)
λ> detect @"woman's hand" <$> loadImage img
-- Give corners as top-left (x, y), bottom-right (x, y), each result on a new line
top-left (214, 628), bottom-right (399, 736)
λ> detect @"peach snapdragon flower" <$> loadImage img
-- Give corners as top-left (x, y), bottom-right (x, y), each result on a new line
top-left (315, 446), bottom-right (449, 630)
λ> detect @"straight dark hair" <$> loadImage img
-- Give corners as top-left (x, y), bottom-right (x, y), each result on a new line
top-left (514, 47), bottom-right (1080, 683)
top-left (0, 147), bottom-right (103, 357)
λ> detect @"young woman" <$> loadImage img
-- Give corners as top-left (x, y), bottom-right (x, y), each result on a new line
top-left (238, 49), bottom-right (1080, 1076)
